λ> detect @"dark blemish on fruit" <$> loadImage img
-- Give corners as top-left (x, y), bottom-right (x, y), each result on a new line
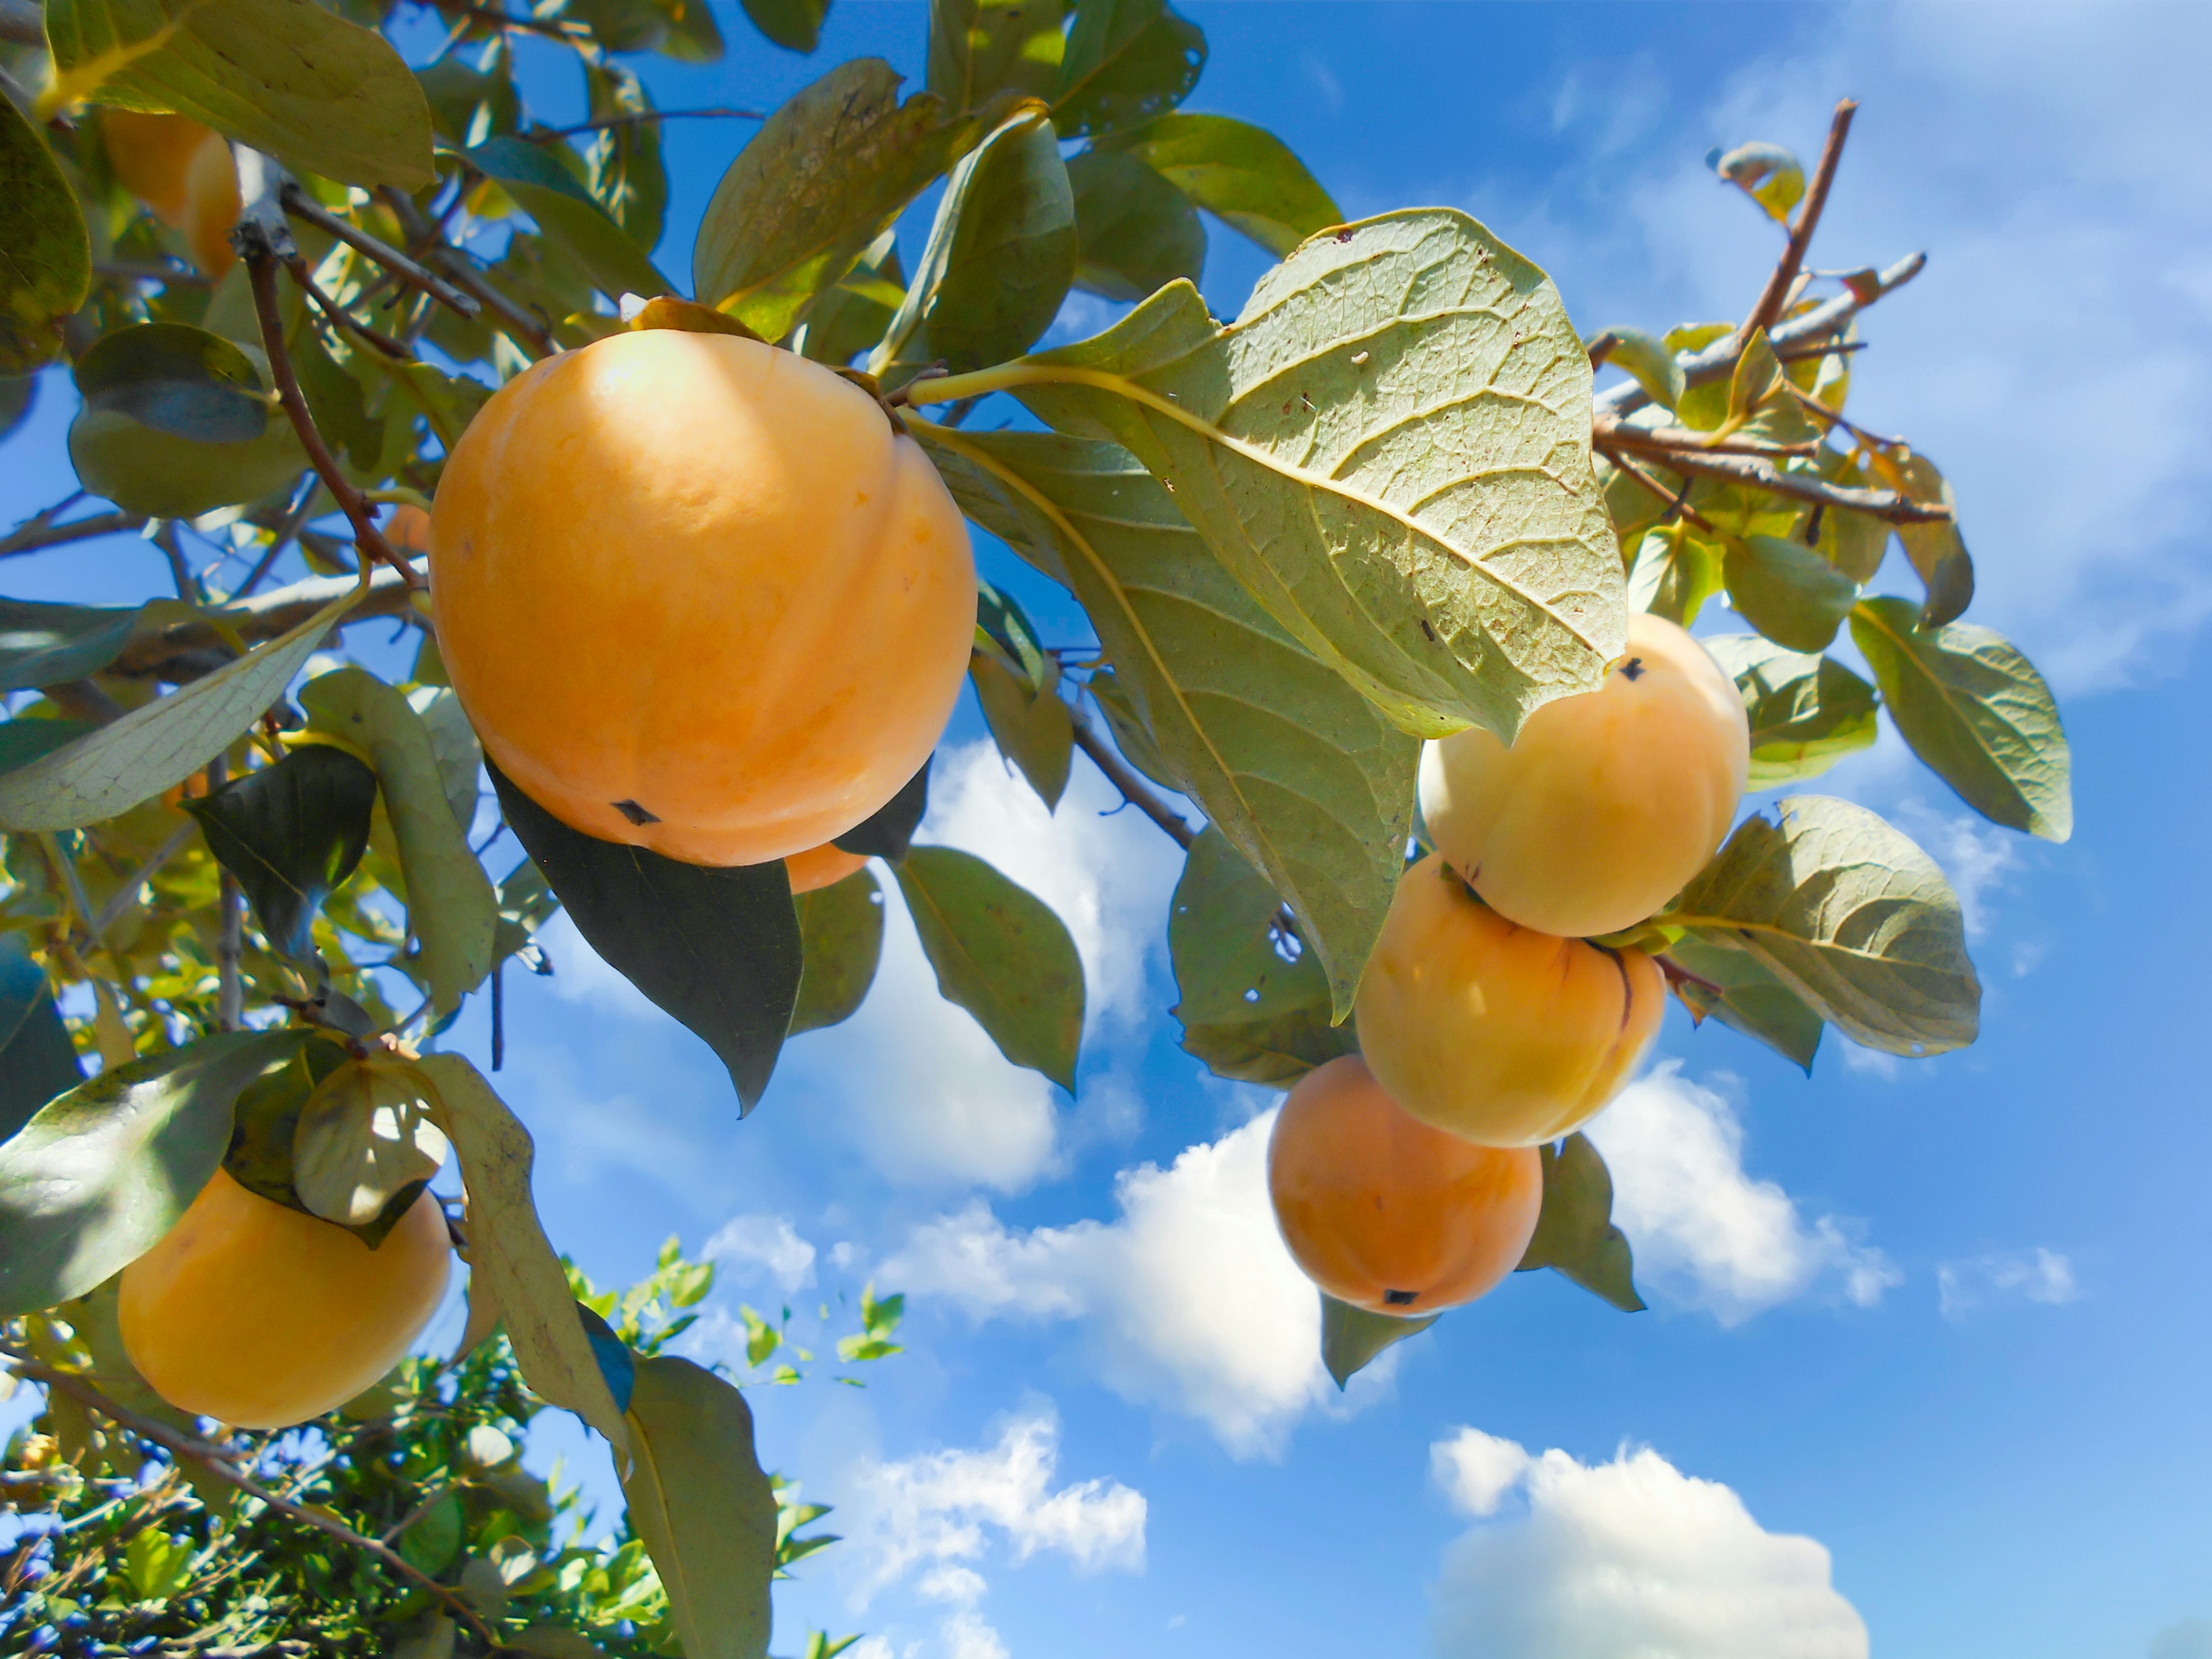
top-left (612, 799), bottom-right (660, 825)
top-left (1619, 656), bottom-right (1646, 681)
top-left (1384, 1289), bottom-right (1419, 1306)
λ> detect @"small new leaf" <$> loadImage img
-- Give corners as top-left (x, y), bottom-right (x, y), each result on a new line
top-left (1320, 1291), bottom-right (1434, 1389)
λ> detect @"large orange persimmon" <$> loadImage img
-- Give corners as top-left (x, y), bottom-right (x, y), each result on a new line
top-left (1267, 1056), bottom-right (1542, 1316)
top-left (431, 331), bottom-right (976, 866)
top-left (1354, 854), bottom-right (1664, 1146)
top-left (1419, 611), bottom-right (1748, 938)
top-left (119, 1170), bottom-right (450, 1430)
top-left (103, 113), bottom-right (241, 278)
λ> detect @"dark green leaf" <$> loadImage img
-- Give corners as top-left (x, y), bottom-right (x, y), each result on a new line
top-left (975, 577), bottom-right (1052, 689)
top-left (1168, 827), bottom-right (1355, 1088)
top-left (399, 1491), bottom-right (465, 1577)
top-left (655, 0), bottom-right (725, 61)
top-left (1662, 930), bottom-right (1823, 1073)
top-left (1067, 147), bottom-right (1204, 301)
top-left (895, 845), bottom-right (1083, 1089)
top-left (1093, 111), bottom-right (1338, 255)
top-left (971, 652), bottom-right (1072, 809)
top-left (794, 231), bottom-right (904, 367)
top-left (1320, 1291), bottom-right (1433, 1389)
top-left (1850, 597), bottom-right (2070, 842)
top-left (488, 762), bottom-right (801, 1111)
top-left (874, 111), bottom-right (1075, 377)
top-left (494, 855), bottom-right (560, 968)
top-left (1724, 533), bottom-right (1857, 653)
top-left (0, 1029), bottom-right (307, 1315)
top-left (44, 0), bottom-right (435, 188)
top-left (291, 321), bottom-right (384, 474)
top-left (740, 0), bottom-right (827, 52)
top-left (1700, 634), bottom-right (1877, 787)
top-left (468, 137), bottom-right (671, 301)
top-left (1813, 450), bottom-right (1887, 585)
top-left (1053, 0), bottom-right (1206, 138)
top-left (832, 757), bottom-right (930, 861)
top-left (619, 1354), bottom-right (781, 1659)
top-left (0, 599), bottom-right (145, 691)
top-left (221, 1035), bottom-right (345, 1211)
top-left (183, 743), bottom-right (378, 959)
top-left (790, 867), bottom-right (884, 1034)
top-left (1514, 1133), bottom-right (1644, 1310)
top-left (1671, 795), bottom-right (1980, 1056)
top-left (0, 718), bottom-right (99, 775)
top-left (0, 375), bottom-right (37, 440)
top-left (0, 937), bottom-right (84, 1145)
top-left (78, 321), bottom-right (272, 440)
top-left (0, 94), bottom-right (92, 374)
top-left (928, 0), bottom-right (1065, 111)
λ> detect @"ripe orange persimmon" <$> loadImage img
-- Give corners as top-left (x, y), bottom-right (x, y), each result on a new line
top-left (1419, 611), bottom-right (1748, 938)
top-left (431, 331), bottom-right (976, 866)
top-left (119, 1170), bottom-right (450, 1429)
top-left (785, 840), bottom-right (868, 893)
top-left (103, 112), bottom-right (241, 278)
top-left (1354, 854), bottom-right (1664, 1146)
top-left (1267, 1055), bottom-right (1542, 1316)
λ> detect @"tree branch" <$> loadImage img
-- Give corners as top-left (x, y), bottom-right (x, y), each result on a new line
top-left (0, 509), bottom-right (148, 560)
top-left (376, 185), bottom-right (556, 359)
top-left (287, 255), bottom-right (415, 362)
top-left (1738, 99), bottom-right (1858, 347)
top-left (279, 184), bottom-right (481, 321)
top-left (537, 105), bottom-right (766, 138)
top-left (1604, 450), bottom-right (1717, 535)
top-left (110, 567), bottom-right (414, 681)
top-left (1066, 702), bottom-right (1195, 850)
top-left (1593, 419), bottom-right (1952, 524)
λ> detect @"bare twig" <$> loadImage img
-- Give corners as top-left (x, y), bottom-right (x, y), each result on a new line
top-left (153, 521), bottom-right (200, 603)
top-left (431, 0), bottom-right (590, 40)
top-left (1594, 419), bottom-right (1951, 524)
top-left (286, 256), bottom-right (415, 362)
top-left (1604, 450), bottom-right (1717, 535)
top-left (236, 478), bottom-right (323, 601)
top-left (279, 184), bottom-right (481, 321)
top-left (538, 105), bottom-right (766, 138)
top-left (1738, 100), bottom-right (1859, 347)
top-left (206, 753), bottom-right (244, 1028)
top-left (0, 509), bottom-right (148, 559)
top-left (90, 820), bottom-right (199, 940)
top-left (94, 259), bottom-right (212, 288)
top-left (111, 567), bottom-right (413, 682)
top-left (377, 185), bottom-right (556, 359)
top-left (0, 1347), bottom-right (503, 1650)
top-left (1066, 702), bottom-right (1195, 850)
top-left (1773, 339), bottom-right (1866, 366)
top-left (241, 242), bottom-right (425, 591)
top-left (1612, 427), bottom-right (1823, 459)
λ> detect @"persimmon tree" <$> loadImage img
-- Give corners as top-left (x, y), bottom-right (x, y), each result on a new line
top-left (0, 0), bottom-right (2070, 1652)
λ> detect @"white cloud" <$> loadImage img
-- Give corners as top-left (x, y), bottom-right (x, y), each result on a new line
top-left (1584, 1065), bottom-right (1900, 1324)
top-left (844, 1406), bottom-right (1144, 1659)
top-left (1428, 1431), bottom-right (1869, 1659)
top-left (884, 1110), bottom-right (1347, 1457)
top-left (1937, 1248), bottom-right (2080, 1320)
top-left (702, 1214), bottom-right (817, 1293)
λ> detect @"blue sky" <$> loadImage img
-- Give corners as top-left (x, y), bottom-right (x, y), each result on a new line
top-left (7, 4), bottom-right (2211, 1657)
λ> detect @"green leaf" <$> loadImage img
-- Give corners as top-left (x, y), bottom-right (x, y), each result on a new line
top-left (0, 94), bottom-right (92, 375)
top-left (290, 322), bottom-right (383, 475)
top-left (1167, 827), bottom-right (1355, 1087)
top-left (1886, 452), bottom-right (1974, 628)
top-left (693, 59), bottom-right (986, 339)
top-left (183, 743), bottom-right (377, 959)
top-left (1590, 325), bottom-right (1683, 412)
top-left (1066, 147), bottom-right (1204, 302)
top-left (407, 685), bottom-right (483, 835)
top-left (583, 63), bottom-right (669, 253)
top-left (970, 652), bottom-right (1072, 809)
top-left (794, 230), bottom-right (904, 367)
top-left (790, 866), bottom-right (884, 1034)
top-left (1850, 597), bottom-right (2070, 841)
top-left (399, 1491), bottom-right (465, 1577)
top-left (0, 585), bottom-right (350, 832)
top-left (1708, 140), bottom-right (1804, 222)
top-left (1092, 112), bottom-right (1338, 256)
top-left (1052, 0), bottom-right (1206, 138)
top-left (1722, 533), bottom-right (1858, 653)
top-left (124, 1525), bottom-right (194, 1603)
top-left (1626, 524), bottom-right (1724, 628)
top-left (303, 669), bottom-right (498, 1016)
top-left (0, 1029), bottom-right (306, 1316)
top-left (0, 375), bottom-right (37, 441)
top-left (975, 577), bottom-right (1051, 689)
top-left (832, 759), bottom-right (930, 861)
top-left (873, 110), bottom-right (1075, 377)
top-left (494, 855), bottom-right (560, 968)
top-left (1513, 1133), bottom-right (1643, 1310)
top-left (928, 0), bottom-right (1065, 111)
top-left (0, 598), bottom-right (145, 691)
top-left (1319, 1291), bottom-right (1433, 1389)
top-left (467, 137), bottom-right (670, 302)
top-left (415, 1052), bottom-right (630, 1459)
top-left (1725, 328), bottom-right (1785, 429)
top-left (1700, 634), bottom-right (1877, 787)
top-left (619, 1354), bottom-right (781, 1659)
top-left (0, 717), bottom-right (99, 775)
top-left (415, 50), bottom-right (519, 147)
top-left (1813, 451), bottom-right (1887, 585)
top-left (740, 0), bottom-right (827, 52)
top-left (895, 845), bottom-right (1083, 1090)
top-left (917, 425), bottom-right (1418, 1017)
top-left (45, 0), bottom-right (435, 188)
top-left (1671, 795), bottom-right (1980, 1057)
top-left (290, 1058), bottom-right (446, 1228)
top-left (1662, 930), bottom-right (1823, 1073)
top-left (487, 762), bottom-right (801, 1111)
top-left (657, 0), bottom-right (726, 61)
top-left (1085, 664), bottom-right (1181, 793)
top-left (983, 208), bottom-right (1624, 744)
top-left (0, 937), bottom-right (84, 1145)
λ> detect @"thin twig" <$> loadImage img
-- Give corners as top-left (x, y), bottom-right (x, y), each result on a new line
top-left (1066, 702), bottom-right (1195, 850)
top-left (0, 509), bottom-right (148, 559)
top-left (110, 567), bottom-right (413, 682)
top-left (1738, 100), bottom-right (1859, 347)
top-left (207, 754), bottom-right (244, 1028)
top-left (94, 259), bottom-right (212, 288)
top-left (377, 186), bottom-right (556, 359)
top-left (286, 256), bottom-right (415, 362)
top-left (241, 243), bottom-right (425, 591)
top-left (1594, 422), bottom-right (1950, 524)
top-left (1773, 340), bottom-right (1866, 366)
top-left (279, 184), bottom-right (480, 321)
top-left (1604, 450), bottom-right (1717, 535)
top-left (537, 105), bottom-right (766, 138)
top-left (90, 820), bottom-right (199, 940)
top-left (236, 478), bottom-right (322, 601)
top-left (1615, 428), bottom-right (1823, 459)
top-left (0, 1348), bottom-right (504, 1651)
top-left (431, 0), bottom-right (590, 40)
top-left (154, 521), bottom-right (201, 603)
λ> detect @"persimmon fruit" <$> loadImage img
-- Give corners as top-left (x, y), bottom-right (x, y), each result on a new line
top-left (785, 840), bottom-right (869, 894)
top-left (102, 112), bottom-right (241, 278)
top-left (1267, 1056), bottom-right (1542, 1316)
top-left (431, 331), bottom-right (976, 866)
top-left (119, 1169), bottom-right (450, 1430)
top-left (1419, 611), bottom-right (1748, 938)
top-left (1354, 854), bottom-right (1664, 1146)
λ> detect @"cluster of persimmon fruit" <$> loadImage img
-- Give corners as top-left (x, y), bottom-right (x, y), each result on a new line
top-left (1267, 613), bottom-right (1751, 1321)
top-left (116, 333), bottom-right (979, 1428)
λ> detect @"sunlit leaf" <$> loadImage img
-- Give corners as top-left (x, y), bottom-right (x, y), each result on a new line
top-left (1626, 525), bottom-right (1722, 628)
top-left (0, 96), bottom-right (92, 374)
top-left (290, 1057), bottom-right (446, 1228)
top-left (1052, 0), bottom-right (1206, 138)
top-left (1514, 1132), bottom-right (1643, 1310)
top-left (1589, 325), bottom-right (1684, 412)
top-left (928, 0), bottom-right (1065, 111)
top-left (1700, 634), bottom-right (1877, 787)
top-left (1722, 533), bottom-right (1857, 653)
top-left (1093, 111), bottom-right (1337, 256)
top-left (1663, 930), bottom-right (1823, 1073)
top-left (1707, 139), bottom-right (1804, 222)
top-left (1882, 451), bottom-right (1974, 628)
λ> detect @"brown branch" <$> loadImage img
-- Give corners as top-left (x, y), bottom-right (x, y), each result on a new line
top-left (241, 243), bottom-right (425, 592)
top-left (1611, 427), bottom-right (1823, 459)
top-left (94, 259), bottom-right (212, 289)
top-left (1, 1348), bottom-right (503, 1650)
top-left (111, 566), bottom-right (414, 682)
top-left (0, 509), bottom-right (148, 559)
top-left (1738, 100), bottom-right (1859, 348)
top-left (286, 256), bottom-right (415, 362)
top-left (1594, 422), bottom-right (1951, 524)
top-left (537, 105), bottom-right (766, 138)
top-left (236, 478), bottom-right (323, 600)
top-left (1604, 450), bottom-right (1717, 535)
top-left (1066, 702), bottom-right (1195, 850)
top-left (377, 186), bottom-right (557, 359)
top-left (279, 185), bottom-right (480, 321)
top-left (433, 0), bottom-right (591, 40)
